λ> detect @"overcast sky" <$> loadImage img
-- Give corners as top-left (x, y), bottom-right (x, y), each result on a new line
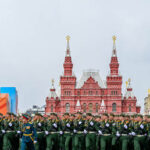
top-left (0, 0), bottom-right (150, 113)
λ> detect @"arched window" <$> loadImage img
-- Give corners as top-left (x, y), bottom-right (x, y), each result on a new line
top-left (89, 91), bottom-right (93, 95)
top-left (89, 103), bottom-right (93, 113)
top-left (51, 105), bottom-right (53, 112)
top-left (112, 103), bottom-right (116, 112)
top-left (83, 103), bottom-right (86, 113)
top-left (129, 105), bottom-right (131, 112)
top-left (66, 103), bottom-right (70, 113)
top-left (96, 103), bottom-right (99, 113)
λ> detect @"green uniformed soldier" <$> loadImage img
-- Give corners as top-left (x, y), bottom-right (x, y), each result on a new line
top-left (132, 114), bottom-right (147, 150)
top-left (84, 113), bottom-right (96, 150)
top-left (99, 113), bottom-right (112, 150)
top-left (117, 114), bottom-right (131, 150)
top-left (33, 113), bottom-right (46, 150)
top-left (45, 113), bottom-right (59, 150)
top-left (60, 113), bottom-right (73, 150)
top-left (72, 112), bottom-right (85, 150)
top-left (2, 112), bottom-right (19, 150)
top-left (95, 115), bottom-right (101, 150)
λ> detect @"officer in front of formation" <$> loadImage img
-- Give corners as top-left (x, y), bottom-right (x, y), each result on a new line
top-left (21, 114), bottom-right (37, 150)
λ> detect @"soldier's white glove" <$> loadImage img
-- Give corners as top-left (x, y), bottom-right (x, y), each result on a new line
top-left (17, 131), bottom-right (21, 134)
top-left (112, 123), bottom-right (116, 126)
top-left (98, 130), bottom-right (102, 135)
top-left (84, 129), bottom-right (87, 134)
top-left (45, 131), bottom-right (49, 135)
top-left (9, 123), bottom-right (12, 127)
top-left (34, 141), bottom-right (37, 144)
top-left (132, 132), bottom-right (136, 136)
top-left (129, 132), bottom-right (132, 136)
top-left (53, 123), bottom-right (57, 128)
top-left (116, 131), bottom-right (120, 137)
top-left (140, 124), bottom-right (144, 129)
top-left (1, 130), bottom-right (5, 134)
top-left (90, 121), bottom-right (94, 126)
top-left (106, 123), bottom-right (109, 127)
top-left (66, 123), bottom-right (70, 127)
top-left (60, 131), bottom-right (63, 135)
top-left (79, 121), bottom-right (82, 125)
top-left (38, 123), bottom-right (41, 127)
top-left (124, 124), bottom-right (128, 129)
top-left (73, 129), bottom-right (77, 133)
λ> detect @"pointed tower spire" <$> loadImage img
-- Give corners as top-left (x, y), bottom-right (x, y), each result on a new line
top-left (63, 35), bottom-right (73, 76)
top-left (66, 35), bottom-right (70, 57)
top-left (109, 35), bottom-right (119, 76)
top-left (51, 79), bottom-right (55, 89)
top-left (112, 35), bottom-right (117, 57)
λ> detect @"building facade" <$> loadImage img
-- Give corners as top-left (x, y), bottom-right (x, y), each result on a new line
top-left (45, 36), bottom-right (141, 115)
top-left (144, 89), bottom-right (150, 115)
top-left (0, 87), bottom-right (18, 114)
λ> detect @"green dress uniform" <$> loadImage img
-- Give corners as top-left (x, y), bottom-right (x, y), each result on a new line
top-left (99, 120), bottom-right (112, 150)
top-left (45, 118), bottom-right (60, 150)
top-left (145, 121), bottom-right (150, 150)
top-left (84, 119), bottom-right (96, 150)
top-left (95, 120), bottom-right (101, 150)
top-left (72, 119), bottom-right (85, 150)
top-left (33, 119), bottom-right (46, 150)
top-left (132, 121), bottom-right (147, 150)
top-left (60, 119), bottom-right (73, 150)
top-left (117, 120), bottom-right (131, 150)
top-left (2, 118), bottom-right (18, 150)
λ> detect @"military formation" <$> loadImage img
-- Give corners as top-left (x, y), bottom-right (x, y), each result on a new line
top-left (0, 112), bottom-right (150, 150)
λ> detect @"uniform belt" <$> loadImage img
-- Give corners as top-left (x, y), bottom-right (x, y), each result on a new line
top-left (136, 135), bottom-right (145, 137)
top-left (50, 132), bottom-right (58, 134)
top-left (88, 132), bottom-right (96, 134)
top-left (64, 132), bottom-right (70, 134)
top-left (103, 134), bottom-right (111, 136)
top-left (121, 134), bottom-right (128, 136)
top-left (23, 133), bottom-right (32, 136)
top-left (77, 131), bottom-right (83, 134)
top-left (37, 131), bottom-right (43, 133)
top-left (6, 131), bottom-right (14, 133)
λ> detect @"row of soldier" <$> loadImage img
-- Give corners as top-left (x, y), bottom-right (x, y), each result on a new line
top-left (0, 112), bottom-right (150, 150)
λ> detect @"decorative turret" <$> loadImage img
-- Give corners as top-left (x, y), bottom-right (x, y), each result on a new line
top-left (48, 79), bottom-right (58, 100)
top-left (75, 100), bottom-right (81, 112)
top-left (63, 35), bottom-right (73, 76)
top-left (124, 78), bottom-right (135, 99)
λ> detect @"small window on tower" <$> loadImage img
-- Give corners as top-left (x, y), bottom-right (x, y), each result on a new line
top-left (96, 91), bottom-right (98, 95)
top-left (51, 105), bottom-right (53, 112)
top-left (89, 103), bottom-right (93, 113)
top-left (83, 103), bottom-right (86, 113)
top-left (96, 103), bottom-right (99, 113)
top-left (77, 91), bottom-right (80, 95)
top-left (129, 105), bottom-right (131, 112)
top-left (84, 91), bottom-right (86, 95)
top-left (89, 91), bottom-right (92, 95)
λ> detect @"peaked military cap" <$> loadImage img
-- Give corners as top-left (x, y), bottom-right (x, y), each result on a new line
top-left (22, 114), bottom-right (29, 120)
top-left (63, 113), bottom-right (70, 116)
top-left (86, 113), bottom-right (92, 116)
top-left (102, 113), bottom-right (109, 117)
top-left (110, 113), bottom-right (115, 117)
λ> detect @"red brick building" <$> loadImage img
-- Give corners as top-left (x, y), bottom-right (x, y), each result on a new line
top-left (45, 36), bottom-right (141, 115)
